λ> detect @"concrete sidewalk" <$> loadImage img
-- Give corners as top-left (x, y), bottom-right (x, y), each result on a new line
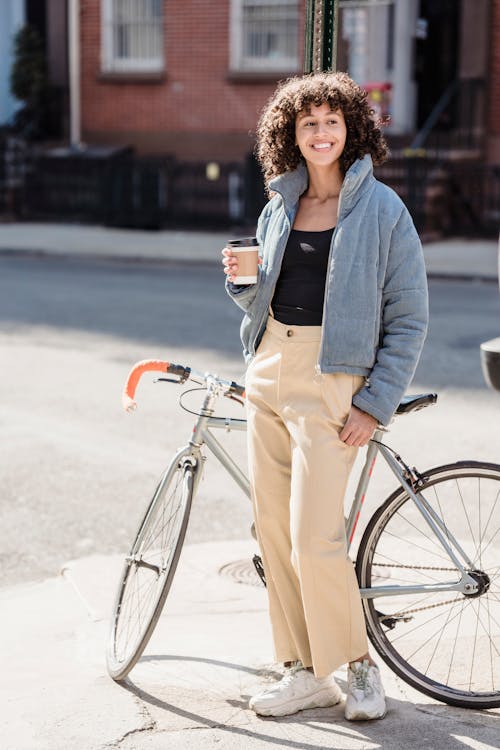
top-left (0, 222), bottom-right (498, 281)
top-left (1, 539), bottom-right (499, 750)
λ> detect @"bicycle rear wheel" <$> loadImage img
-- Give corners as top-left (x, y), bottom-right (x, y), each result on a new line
top-left (107, 449), bottom-right (196, 681)
top-left (356, 461), bottom-right (500, 708)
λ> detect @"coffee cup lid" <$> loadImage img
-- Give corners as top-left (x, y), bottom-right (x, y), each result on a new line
top-left (227, 237), bottom-right (258, 247)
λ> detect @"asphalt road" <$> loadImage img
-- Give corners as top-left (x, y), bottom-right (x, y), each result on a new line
top-left (1, 255), bottom-right (500, 588)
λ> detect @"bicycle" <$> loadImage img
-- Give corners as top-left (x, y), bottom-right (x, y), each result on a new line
top-left (107, 358), bottom-right (500, 710)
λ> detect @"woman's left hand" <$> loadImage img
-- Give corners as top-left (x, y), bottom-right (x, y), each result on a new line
top-left (339, 405), bottom-right (378, 447)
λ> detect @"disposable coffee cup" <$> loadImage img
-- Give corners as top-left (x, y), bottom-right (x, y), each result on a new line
top-left (227, 237), bottom-right (259, 284)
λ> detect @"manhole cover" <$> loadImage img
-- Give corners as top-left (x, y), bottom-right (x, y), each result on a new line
top-left (218, 558), bottom-right (264, 587)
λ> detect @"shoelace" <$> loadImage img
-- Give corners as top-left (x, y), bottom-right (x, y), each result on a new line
top-left (281, 664), bottom-right (304, 687)
top-left (352, 661), bottom-right (374, 696)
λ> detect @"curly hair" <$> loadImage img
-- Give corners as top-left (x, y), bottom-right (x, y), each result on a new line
top-left (255, 71), bottom-right (389, 187)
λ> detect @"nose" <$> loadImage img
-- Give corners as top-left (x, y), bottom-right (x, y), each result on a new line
top-left (315, 123), bottom-right (329, 138)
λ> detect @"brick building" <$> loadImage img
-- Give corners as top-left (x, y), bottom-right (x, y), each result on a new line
top-left (76, 0), bottom-right (500, 167)
top-left (1, 0), bottom-right (498, 164)
top-left (80, 0), bottom-right (305, 161)
top-left (1, 1), bottom-right (498, 232)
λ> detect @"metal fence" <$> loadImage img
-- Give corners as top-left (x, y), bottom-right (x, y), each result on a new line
top-left (17, 148), bottom-right (260, 229)
top-left (0, 131), bottom-right (28, 217)
top-left (1, 139), bottom-right (498, 237)
top-left (376, 154), bottom-right (500, 238)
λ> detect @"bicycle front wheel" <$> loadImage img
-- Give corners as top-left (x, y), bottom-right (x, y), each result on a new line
top-left (356, 461), bottom-right (500, 708)
top-left (107, 449), bottom-right (196, 681)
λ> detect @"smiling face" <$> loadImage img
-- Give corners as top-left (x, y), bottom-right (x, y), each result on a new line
top-left (295, 102), bottom-right (347, 170)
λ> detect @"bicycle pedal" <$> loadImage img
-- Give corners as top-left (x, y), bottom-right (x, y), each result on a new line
top-left (252, 554), bottom-right (267, 587)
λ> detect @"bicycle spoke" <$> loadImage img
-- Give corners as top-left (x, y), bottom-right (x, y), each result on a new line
top-left (473, 598), bottom-right (500, 659)
top-left (395, 597), bottom-right (472, 658)
top-left (121, 573), bottom-right (159, 653)
top-left (469, 598), bottom-right (481, 691)
top-left (476, 522), bottom-right (500, 564)
top-left (478, 479), bottom-right (482, 569)
top-left (119, 569), bottom-right (157, 658)
top-left (455, 477), bottom-right (479, 560)
top-left (485, 597), bottom-right (496, 690)
top-left (424, 596), bottom-right (462, 675)
top-left (393, 506), bottom-right (452, 560)
top-left (376, 528), bottom-right (454, 567)
top-left (475, 485), bottom-right (500, 568)
top-left (372, 550), bottom-right (447, 584)
top-left (143, 493), bottom-right (181, 552)
top-left (446, 598), bottom-right (466, 686)
top-left (388, 595), bottom-right (465, 647)
top-left (391, 590), bottom-right (459, 620)
top-left (431, 484), bottom-right (453, 547)
top-left (475, 600), bottom-right (500, 635)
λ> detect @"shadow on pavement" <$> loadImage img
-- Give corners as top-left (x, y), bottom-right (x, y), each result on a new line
top-left (117, 654), bottom-right (498, 750)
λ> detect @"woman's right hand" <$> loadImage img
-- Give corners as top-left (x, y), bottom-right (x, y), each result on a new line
top-left (222, 247), bottom-right (262, 284)
top-left (221, 247), bottom-right (238, 283)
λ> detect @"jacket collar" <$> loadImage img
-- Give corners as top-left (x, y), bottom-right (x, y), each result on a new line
top-left (269, 154), bottom-right (375, 217)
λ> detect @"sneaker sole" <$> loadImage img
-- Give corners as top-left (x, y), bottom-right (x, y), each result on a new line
top-left (250, 688), bottom-right (342, 717)
top-left (345, 708), bottom-right (387, 721)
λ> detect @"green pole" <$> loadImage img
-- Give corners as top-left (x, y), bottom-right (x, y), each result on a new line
top-left (304, 0), bottom-right (339, 74)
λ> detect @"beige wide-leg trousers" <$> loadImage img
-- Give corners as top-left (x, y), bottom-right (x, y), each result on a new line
top-left (245, 316), bottom-right (369, 678)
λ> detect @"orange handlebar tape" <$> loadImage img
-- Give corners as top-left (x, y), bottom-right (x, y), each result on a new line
top-left (122, 359), bottom-right (170, 412)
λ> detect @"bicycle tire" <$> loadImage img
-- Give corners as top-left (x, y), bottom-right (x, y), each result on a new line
top-left (356, 460), bottom-right (500, 708)
top-left (107, 449), bottom-right (196, 681)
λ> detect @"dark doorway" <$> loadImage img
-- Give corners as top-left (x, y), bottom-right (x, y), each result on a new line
top-left (415, 0), bottom-right (460, 130)
top-left (25, 0), bottom-right (68, 140)
top-left (26, 0), bottom-right (47, 51)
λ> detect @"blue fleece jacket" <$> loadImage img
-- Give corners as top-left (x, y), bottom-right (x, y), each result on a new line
top-left (226, 154), bottom-right (429, 425)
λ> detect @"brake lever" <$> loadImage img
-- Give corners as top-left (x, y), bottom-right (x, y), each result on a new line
top-left (225, 393), bottom-right (245, 407)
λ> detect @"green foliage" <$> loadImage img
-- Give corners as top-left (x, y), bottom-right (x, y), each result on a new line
top-left (9, 25), bottom-right (50, 140)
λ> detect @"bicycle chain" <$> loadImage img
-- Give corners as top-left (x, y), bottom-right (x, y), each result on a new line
top-left (372, 562), bottom-right (462, 618)
top-left (380, 596), bottom-right (462, 621)
top-left (373, 562), bottom-right (457, 572)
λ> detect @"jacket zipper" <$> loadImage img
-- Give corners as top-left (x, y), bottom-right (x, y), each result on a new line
top-left (316, 182), bottom-right (346, 374)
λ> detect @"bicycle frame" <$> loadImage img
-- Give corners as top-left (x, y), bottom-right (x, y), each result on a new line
top-left (348, 429), bottom-right (480, 599)
top-left (184, 389), bottom-right (481, 601)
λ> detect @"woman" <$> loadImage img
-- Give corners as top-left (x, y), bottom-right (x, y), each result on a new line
top-left (222, 72), bottom-right (428, 721)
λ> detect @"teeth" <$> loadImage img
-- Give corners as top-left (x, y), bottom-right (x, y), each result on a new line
top-left (313, 143), bottom-right (331, 149)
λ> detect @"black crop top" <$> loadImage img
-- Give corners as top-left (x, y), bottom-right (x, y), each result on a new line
top-left (271, 227), bottom-right (335, 325)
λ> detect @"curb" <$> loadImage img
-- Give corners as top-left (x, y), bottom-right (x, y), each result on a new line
top-left (1, 244), bottom-right (498, 283)
top-left (0, 247), bottom-right (220, 267)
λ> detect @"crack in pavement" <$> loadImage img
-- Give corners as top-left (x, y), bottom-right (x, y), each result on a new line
top-left (102, 690), bottom-right (157, 749)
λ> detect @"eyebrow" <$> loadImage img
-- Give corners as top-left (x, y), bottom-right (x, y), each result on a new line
top-left (297, 110), bottom-right (339, 122)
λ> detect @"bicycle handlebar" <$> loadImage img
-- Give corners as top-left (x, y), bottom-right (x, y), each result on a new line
top-left (122, 359), bottom-right (245, 412)
top-left (122, 359), bottom-right (170, 411)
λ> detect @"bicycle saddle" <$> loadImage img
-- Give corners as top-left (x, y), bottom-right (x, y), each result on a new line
top-left (395, 393), bottom-right (438, 415)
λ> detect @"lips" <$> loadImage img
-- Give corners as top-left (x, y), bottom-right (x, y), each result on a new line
top-left (311, 142), bottom-right (333, 150)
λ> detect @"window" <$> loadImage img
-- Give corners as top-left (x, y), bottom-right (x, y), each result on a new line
top-left (101, 0), bottom-right (164, 73)
top-left (230, 0), bottom-right (300, 72)
top-left (339, 0), bottom-right (394, 84)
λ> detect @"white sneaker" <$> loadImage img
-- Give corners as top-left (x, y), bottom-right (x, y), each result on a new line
top-left (249, 663), bottom-right (342, 717)
top-left (345, 660), bottom-right (387, 720)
